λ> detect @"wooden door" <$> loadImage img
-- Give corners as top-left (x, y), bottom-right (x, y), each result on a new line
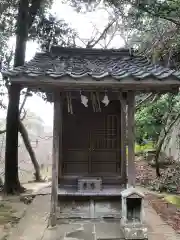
top-left (62, 99), bottom-right (121, 176)
top-left (90, 114), bottom-right (121, 175)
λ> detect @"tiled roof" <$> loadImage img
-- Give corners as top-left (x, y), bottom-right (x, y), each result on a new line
top-left (2, 46), bottom-right (180, 81)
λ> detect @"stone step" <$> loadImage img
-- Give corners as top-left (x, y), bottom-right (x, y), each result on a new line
top-left (97, 238), bottom-right (124, 240)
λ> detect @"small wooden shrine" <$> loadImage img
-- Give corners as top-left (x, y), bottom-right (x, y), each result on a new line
top-left (3, 46), bottom-right (180, 227)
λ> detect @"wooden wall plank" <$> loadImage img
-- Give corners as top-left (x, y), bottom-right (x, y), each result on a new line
top-left (127, 91), bottom-right (136, 187)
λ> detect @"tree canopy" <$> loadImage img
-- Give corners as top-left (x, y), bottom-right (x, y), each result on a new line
top-left (64, 0), bottom-right (180, 67)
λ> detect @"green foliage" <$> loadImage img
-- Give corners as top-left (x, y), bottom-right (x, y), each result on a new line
top-left (164, 195), bottom-right (180, 207)
top-left (0, 1), bottom-right (77, 67)
top-left (135, 142), bottom-right (154, 154)
top-left (135, 93), bottom-right (180, 144)
top-left (29, 14), bottom-right (77, 50)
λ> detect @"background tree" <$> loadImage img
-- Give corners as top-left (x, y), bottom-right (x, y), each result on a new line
top-left (0, 0), bottom-right (76, 194)
top-left (0, 110), bottom-right (52, 185)
top-left (136, 93), bottom-right (180, 176)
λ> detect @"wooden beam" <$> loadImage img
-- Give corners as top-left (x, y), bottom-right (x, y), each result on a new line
top-left (127, 91), bottom-right (136, 187)
top-left (9, 76), bottom-right (180, 92)
top-left (119, 92), bottom-right (127, 184)
top-left (50, 92), bottom-right (62, 227)
top-left (59, 99), bottom-right (63, 180)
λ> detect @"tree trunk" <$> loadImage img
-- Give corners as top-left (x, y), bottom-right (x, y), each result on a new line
top-left (154, 140), bottom-right (163, 177)
top-left (19, 121), bottom-right (42, 181)
top-left (4, 84), bottom-right (24, 194)
top-left (154, 132), bottom-right (171, 177)
top-left (4, 0), bottom-right (29, 194)
top-left (14, 0), bottom-right (29, 67)
top-left (4, 0), bottom-right (44, 193)
top-left (154, 112), bottom-right (180, 178)
top-left (0, 176), bottom-right (3, 187)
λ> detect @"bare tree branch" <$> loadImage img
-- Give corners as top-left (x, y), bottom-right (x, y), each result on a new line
top-left (20, 109), bottom-right (27, 121)
top-left (104, 22), bottom-right (118, 48)
top-left (136, 93), bottom-right (154, 110)
top-left (0, 87), bottom-right (30, 134)
top-left (19, 89), bottom-right (29, 114)
top-left (150, 93), bottom-right (162, 104)
top-left (86, 19), bottom-right (116, 48)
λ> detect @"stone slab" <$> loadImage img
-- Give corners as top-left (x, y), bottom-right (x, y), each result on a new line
top-left (95, 222), bottom-right (124, 239)
top-left (58, 200), bottom-right (91, 219)
top-left (43, 224), bottom-right (82, 240)
top-left (66, 223), bottom-right (94, 240)
top-left (94, 200), bottom-right (121, 219)
top-left (58, 199), bottom-right (122, 220)
top-left (43, 221), bottom-right (125, 240)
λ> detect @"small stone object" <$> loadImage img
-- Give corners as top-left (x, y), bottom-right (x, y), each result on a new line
top-left (20, 196), bottom-right (33, 205)
top-left (72, 201), bottom-right (76, 210)
top-left (78, 177), bottom-right (102, 192)
top-left (4, 223), bottom-right (11, 230)
top-left (123, 226), bottom-right (148, 239)
top-left (121, 187), bottom-right (148, 239)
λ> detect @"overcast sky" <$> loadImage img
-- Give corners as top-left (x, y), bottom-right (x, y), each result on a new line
top-left (0, 1), bottom-right (125, 128)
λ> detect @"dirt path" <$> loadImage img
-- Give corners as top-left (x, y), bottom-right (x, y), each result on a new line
top-left (7, 195), bottom-right (50, 240)
top-left (0, 182), bottom-right (50, 240)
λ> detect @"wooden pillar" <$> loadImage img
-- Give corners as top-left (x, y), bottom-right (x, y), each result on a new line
top-left (4, 83), bottom-right (21, 193)
top-left (127, 91), bottom-right (136, 187)
top-left (119, 92), bottom-right (127, 183)
top-left (50, 92), bottom-right (62, 227)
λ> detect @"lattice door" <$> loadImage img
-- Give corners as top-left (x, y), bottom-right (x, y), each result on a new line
top-left (90, 114), bottom-right (121, 174)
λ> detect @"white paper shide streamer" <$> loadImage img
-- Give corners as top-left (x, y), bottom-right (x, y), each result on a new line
top-left (102, 93), bottom-right (109, 106)
top-left (80, 93), bottom-right (88, 107)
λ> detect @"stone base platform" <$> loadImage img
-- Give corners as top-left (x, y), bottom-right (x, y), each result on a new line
top-left (58, 185), bottom-right (125, 197)
top-left (7, 193), bottom-right (180, 240)
top-left (44, 220), bottom-right (126, 240)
